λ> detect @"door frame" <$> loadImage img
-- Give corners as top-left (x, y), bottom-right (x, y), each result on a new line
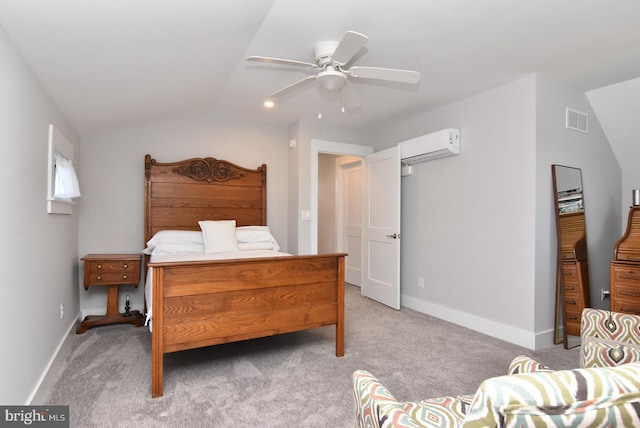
top-left (310, 139), bottom-right (373, 253)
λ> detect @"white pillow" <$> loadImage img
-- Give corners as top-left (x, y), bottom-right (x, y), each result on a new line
top-left (236, 226), bottom-right (273, 242)
top-left (235, 226), bottom-right (280, 251)
top-left (238, 242), bottom-right (277, 251)
top-left (198, 220), bottom-right (240, 253)
top-left (149, 242), bottom-right (205, 256)
top-left (145, 230), bottom-right (204, 250)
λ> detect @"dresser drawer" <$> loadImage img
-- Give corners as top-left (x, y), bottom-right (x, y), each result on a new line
top-left (611, 282), bottom-right (640, 301)
top-left (562, 264), bottom-right (579, 285)
top-left (564, 306), bottom-right (582, 336)
top-left (611, 264), bottom-right (640, 285)
top-left (563, 281), bottom-right (581, 296)
top-left (611, 298), bottom-right (640, 315)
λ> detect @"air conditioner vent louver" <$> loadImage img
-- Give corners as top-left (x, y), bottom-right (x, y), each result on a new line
top-left (566, 108), bottom-right (588, 133)
top-left (398, 129), bottom-right (461, 165)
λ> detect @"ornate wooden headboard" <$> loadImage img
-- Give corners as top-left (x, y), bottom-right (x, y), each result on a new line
top-left (144, 154), bottom-right (267, 244)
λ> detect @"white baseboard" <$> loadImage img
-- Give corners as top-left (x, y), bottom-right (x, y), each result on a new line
top-left (400, 293), bottom-right (555, 350)
top-left (27, 313), bottom-right (80, 404)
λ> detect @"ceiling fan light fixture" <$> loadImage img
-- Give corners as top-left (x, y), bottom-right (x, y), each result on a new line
top-left (316, 67), bottom-right (347, 92)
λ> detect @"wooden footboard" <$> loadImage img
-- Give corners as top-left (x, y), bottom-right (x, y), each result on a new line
top-left (150, 253), bottom-right (346, 398)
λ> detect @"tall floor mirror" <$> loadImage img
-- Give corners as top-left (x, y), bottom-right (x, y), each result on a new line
top-left (551, 165), bottom-right (591, 349)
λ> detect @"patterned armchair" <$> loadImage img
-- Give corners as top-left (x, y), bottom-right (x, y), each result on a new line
top-left (353, 309), bottom-right (640, 428)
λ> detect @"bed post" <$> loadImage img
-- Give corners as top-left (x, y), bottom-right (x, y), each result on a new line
top-left (151, 267), bottom-right (164, 398)
top-left (336, 255), bottom-right (345, 357)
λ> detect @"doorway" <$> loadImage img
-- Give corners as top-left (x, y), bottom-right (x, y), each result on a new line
top-left (318, 154), bottom-right (363, 286)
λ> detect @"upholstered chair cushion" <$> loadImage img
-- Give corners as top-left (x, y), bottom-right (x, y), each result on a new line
top-left (463, 363), bottom-right (640, 427)
top-left (581, 308), bottom-right (640, 368)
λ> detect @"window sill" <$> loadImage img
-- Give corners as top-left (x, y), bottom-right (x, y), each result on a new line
top-left (47, 198), bottom-right (75, 215)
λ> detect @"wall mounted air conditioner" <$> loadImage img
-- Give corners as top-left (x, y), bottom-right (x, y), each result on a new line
top-left (398, 128), bottom-right (461, 165)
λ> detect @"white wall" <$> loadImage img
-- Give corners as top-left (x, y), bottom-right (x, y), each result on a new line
top-left (78, 112), bottom-right (289, 315)
top-left (357, 74), bottom-right (621, 349)
top-left (0, 25), bottom-right (80, 404)
top-left (288, 119), bottom-right (368, 255)
top-left (586, 77), bottom-right (640, 228)
top-left (365, 75), bottom-right (539, 348)
top-left (535, 74), bottom-right (621, 331)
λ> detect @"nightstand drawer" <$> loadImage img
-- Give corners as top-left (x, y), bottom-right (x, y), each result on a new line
top-left (82, 254), bottom-right (141, 289)
top-left (88, 260), bottom-right (138, 273)
top-left (87, 271), bottom-right (138, 285)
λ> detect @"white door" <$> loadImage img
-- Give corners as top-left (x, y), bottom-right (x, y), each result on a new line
top-left (362, 146), bottom-right (401, 309)
top-left (338, 159), bottom-right (363, 286)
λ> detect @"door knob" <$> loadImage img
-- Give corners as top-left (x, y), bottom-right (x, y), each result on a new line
top-left (386, 233), bottom-right (400, 239)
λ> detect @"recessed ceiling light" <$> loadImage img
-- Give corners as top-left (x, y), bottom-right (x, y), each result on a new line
top-left (263, 100), bottom-right (274, 108)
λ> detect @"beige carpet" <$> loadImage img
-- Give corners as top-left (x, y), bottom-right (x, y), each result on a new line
top-left (38, 285), bottom-right (579, 427)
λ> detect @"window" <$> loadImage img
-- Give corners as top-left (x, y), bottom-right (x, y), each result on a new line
top-left (47, 124), bottom-right (81, 214)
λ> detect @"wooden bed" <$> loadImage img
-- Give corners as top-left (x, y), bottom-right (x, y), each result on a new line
top-left (144, 154), bottom-right (346, 398)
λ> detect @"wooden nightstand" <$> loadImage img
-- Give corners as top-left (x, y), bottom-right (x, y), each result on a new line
top-left (76, 253), bottom-right (144, 334)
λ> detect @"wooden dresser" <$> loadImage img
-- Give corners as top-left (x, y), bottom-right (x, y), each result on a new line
top-left (558, 211), bottom-right (591, 335)
top-left (611, 207), bottom-right (640, 315)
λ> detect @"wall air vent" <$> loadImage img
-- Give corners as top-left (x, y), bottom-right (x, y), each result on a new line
top-left (566, 108), bottom-right (588, 133)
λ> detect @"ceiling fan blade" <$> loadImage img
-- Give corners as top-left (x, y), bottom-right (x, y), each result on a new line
top-left (342, 83), bottom-right (362, 110)
top-left (246, 56), bottom-right (319, 69)
top-left (332, 31), bottom-right (368, 66)
top-left (349, 66), bottom-right (420, 84)
top-left (269, 75), bottom-right (317, 98)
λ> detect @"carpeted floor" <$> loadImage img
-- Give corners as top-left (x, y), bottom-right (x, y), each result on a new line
top-left (38, 285), bottom-right (579, 427)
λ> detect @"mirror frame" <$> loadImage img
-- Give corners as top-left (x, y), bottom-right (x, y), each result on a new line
top-left (551, 164), bottom-right (590, 349)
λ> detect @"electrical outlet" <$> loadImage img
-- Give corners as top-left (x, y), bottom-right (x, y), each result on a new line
top-left (418, 277), bottom-right (424, 288)
top-left (601, 288), bottom-right (610, 301)
top-left (60, 302), bottom-right (64, 320)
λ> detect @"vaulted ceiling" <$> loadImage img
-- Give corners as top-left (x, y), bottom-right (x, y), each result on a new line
top-left (1, 0), bottom-right (639, 138)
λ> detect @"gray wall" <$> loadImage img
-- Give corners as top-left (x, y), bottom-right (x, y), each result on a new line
top-left (358, 73), bottom-right (621, 348)
top-left (587, 77), bottom-right (640, 228)
top-left (535, 74), bottom-right (621, 327)
top-left (78, 112), bottom-right (289, 316)
top-left (0, 26), bottom-right (80, 404)
top-left (364, 75), bottom-right (541, 347)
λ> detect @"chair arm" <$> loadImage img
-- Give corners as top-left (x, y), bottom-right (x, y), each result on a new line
top-left (353, 370), bottom-right (468, 428)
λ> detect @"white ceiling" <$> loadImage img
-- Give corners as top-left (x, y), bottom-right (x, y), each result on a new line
top-left (1, 0), bottom-right (640, 137)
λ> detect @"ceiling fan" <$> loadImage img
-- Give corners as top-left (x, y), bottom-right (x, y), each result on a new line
top-left (246, 31), bottom-right (420, 109)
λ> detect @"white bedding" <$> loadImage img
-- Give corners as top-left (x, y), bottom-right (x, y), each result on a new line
top-left (144, 250), bottom-right (291, 330)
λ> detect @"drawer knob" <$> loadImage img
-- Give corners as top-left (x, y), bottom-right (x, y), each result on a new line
top-left (123, 264), bottom-right (129, 269)
top-left (97, 264), bottom-right (102, 269)
top-left (122, 275), bottom-right (127, 280)
top-left (96, 276), bottom-right (102, 280)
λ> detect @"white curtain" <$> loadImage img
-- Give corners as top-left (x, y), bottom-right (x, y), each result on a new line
top-left (53, 154), bottom-right (81, 199)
